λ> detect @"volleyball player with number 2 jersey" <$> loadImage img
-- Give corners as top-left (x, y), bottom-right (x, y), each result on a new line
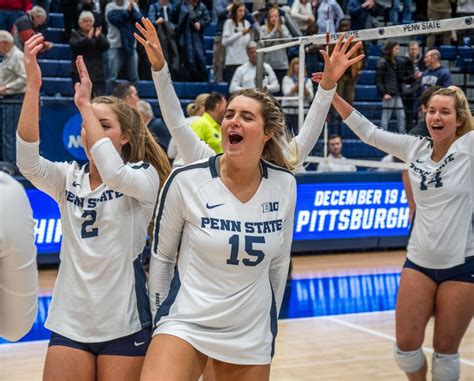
top-left (16, 33), bottom-right (171, 381)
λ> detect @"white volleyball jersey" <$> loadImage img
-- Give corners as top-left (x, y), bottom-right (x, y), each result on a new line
top-left (149, 156), bottom-right (296, 364)
top-left (345, 111), bottom-right (474, 269)
top-left (17, 136), bottom-right (159, 342)
top-left (151, 63), bottom-right (336, 169)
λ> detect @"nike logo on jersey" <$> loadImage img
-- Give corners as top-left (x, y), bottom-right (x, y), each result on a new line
top-left (72, 181), bottom-right (81, 187)
top-left (134, 341), bottom-right (145, 346)
top-left (415, 159), bottom-right (425, 164)
top-left (206, 202), bottom-right (225, 209)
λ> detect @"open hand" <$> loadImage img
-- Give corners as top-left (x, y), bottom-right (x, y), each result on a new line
top-left (134, 17), bottom-right (166, 71)
top-left (74, 56), bottom-right (93, 109)
top-left (23, 34), bottom-right (44, 90)
top-left (94, 26), bottom-right (102, 38)
top-left (320, 33), bottom-right (364, 85)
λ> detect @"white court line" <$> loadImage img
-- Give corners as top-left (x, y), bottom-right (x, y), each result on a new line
top-left (327, 315), bottom-right (474, 367)
top-left (0, 339), bottom-right (49, 348)
top-left (279, 309), bottom-right (394, 322)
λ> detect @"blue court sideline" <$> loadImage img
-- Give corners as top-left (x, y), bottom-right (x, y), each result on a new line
top-left (0, 272), bottom-right (400, 344)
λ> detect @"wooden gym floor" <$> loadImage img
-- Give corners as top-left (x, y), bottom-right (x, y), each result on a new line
top-left (1, 251), bottom-right (473, 380)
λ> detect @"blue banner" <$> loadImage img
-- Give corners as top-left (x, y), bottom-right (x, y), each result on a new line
top-left (294, 182), bottom-right (410, 240)
top-left (26, 188), bottom-right (61, 255)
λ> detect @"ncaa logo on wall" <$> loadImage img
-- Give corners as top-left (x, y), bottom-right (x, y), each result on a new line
top-left (63, 113), bottom-right (87, 160)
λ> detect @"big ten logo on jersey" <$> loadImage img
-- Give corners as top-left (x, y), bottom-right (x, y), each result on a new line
top-left (63, 113), bottom-right (87, 161)
top-left (262, 201), bottom-right (279, 213)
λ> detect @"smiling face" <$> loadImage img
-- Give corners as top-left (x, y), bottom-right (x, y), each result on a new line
top-left (426, 95), bottom-right (461, 144)
top-left (81, 103), bottom-right (129, 161)
top-left (221, 95), bottom-right (271, 161)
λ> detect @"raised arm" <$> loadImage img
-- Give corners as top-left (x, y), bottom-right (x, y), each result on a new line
top-left (135, 17), bottom-right (214, 164)
top-left (16, 34), bottom-right (68, 202)
top-left (290, 34), bottom-right (365, 164)
top-left (328, 90), bottom-right (417, 161)
top-left (73, 56), bottom-right (159, 204)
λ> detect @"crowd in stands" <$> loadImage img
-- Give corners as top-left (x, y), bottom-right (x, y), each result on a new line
top-left (0, 0), bottom-right (473, 173)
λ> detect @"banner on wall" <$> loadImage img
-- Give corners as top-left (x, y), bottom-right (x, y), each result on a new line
top-left (293, 182), bottom-right (410, 241)
top-left (26, 179), bottom-right (410, 256)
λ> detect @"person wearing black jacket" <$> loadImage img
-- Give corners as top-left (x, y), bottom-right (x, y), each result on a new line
top-left (375, 41), bottom-right (406, 133)
top-left (70, 11), bottom-right (109, 96)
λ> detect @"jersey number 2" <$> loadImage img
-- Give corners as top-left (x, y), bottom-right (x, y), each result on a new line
top-left (81, 210), bottom-right (98, 238)
top-left (227, 235), bottom-right (265, 266)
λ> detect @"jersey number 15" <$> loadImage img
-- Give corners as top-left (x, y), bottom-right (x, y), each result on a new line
top-left (227, 235), bottom-right (265, 267)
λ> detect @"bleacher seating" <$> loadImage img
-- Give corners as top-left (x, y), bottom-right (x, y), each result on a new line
top-left (357, 70), bottom-right (376, 85)
top-left (354, 85), bottom-right (379, 101)
top-left (35, 12), bottom-right (473, 164)
top-left (365, 56), bottom-right (379, 70)
top-left (42, 77), bottom-right (74, 96)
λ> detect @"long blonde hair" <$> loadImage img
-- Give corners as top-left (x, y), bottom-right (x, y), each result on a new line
top-left (266, 8), bottom-right (282, 33)
top-left (91, 96), bottom-right (172, 237)
top-left (186, 93), bottom-right (209, 117)
top-left (227, 89), bottom-right (298, 171)
top-left (429, 87), bottom-right (473, 137)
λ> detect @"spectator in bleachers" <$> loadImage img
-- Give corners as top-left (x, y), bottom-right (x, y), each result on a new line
top-left (259, 7), bottom-right (290, 86)
top-left (282, 57), bottom-right (314, 135)
top-left (76, 0), bottom-right (103, 30)
top-left (420, 49), bottom-right (452, 93)
top-left (70, 11), bottom-right (109, 97)
top-left (105, 0), bottom-right (142, 94)
top-left (148, 0), bottom-right (180, 77)
top-left (213, 0), bottom-right (233, 83)
top-left (0, 0), bottom-right (31, 33)
top-left (229, 41), bottom-right (280, 94)
top-left (112, 81), bottom-right (140, 109)
top-left (348, 0), bottom-right (384, 30)
top-left (168, 92), bottom-right (210, 168)
top-left (400, 41), bottom-right (422, 132)
top-left (426, 0), bottom-right (454, 48)
top-left (222, 1), bottom-right (252, 83)
top-left (317, 134), bottom-right (356, 172)
top-left (191, 92), bottom-right (227, 154)
top-left (389, 0), bottom-right (412, 24)
top-left (137, 99), bottom-right (172, 152)
top-left (173, 0), bottom-right (211, 82)
top-left (0, 30), bottom-right (26, 165)
top-left (12, 5), bottom-right (52, 51)
top-left (334, 17), bottom-right (363, 106)
top-left (31, 0), bottom-right (49, 13)
top-left (376, 41), bottom-right (406, 132)
top-left (317, 0), bottom-right (344, 34)
top-left (290, 0), bottom-right (315, 35)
